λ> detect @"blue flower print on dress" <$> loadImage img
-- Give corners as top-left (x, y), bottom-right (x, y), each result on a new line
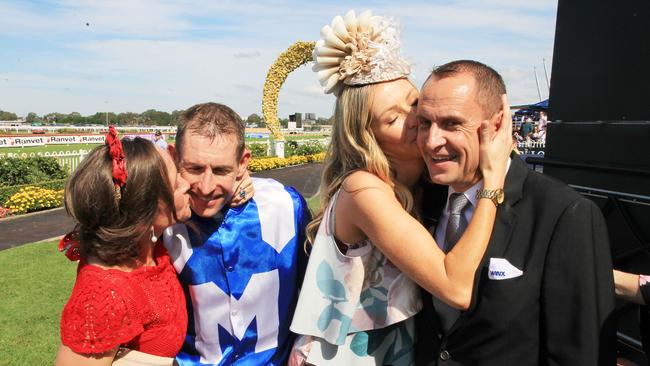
top-left (358, 249), bottom-right (390, 324)
top-left (349, 321), bottom-right (414, 364)
top-left (316, 261), bottom-right (353, 345)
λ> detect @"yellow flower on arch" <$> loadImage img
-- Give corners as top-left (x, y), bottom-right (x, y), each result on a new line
top-left (262, 41), bottom-right (316, 141)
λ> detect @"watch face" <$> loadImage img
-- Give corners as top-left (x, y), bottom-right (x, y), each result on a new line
top-left (496, 189), bottom-right (505, 204)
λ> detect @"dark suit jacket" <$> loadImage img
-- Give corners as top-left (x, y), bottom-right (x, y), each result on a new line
top-left (415, 155), bottom-right (617, 366)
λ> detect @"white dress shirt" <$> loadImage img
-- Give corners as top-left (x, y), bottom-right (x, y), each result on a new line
top-left (433, 158), bottom-right (512, 250)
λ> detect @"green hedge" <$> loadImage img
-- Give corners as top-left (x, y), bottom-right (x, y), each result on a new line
top-left (285, 140), bottom-right (326, 157)
top-left (248, 142), bottom-right (269, 158)
top-left (248, 140), bottom-right (326, 158)
top-left (0, 157), bottom-right (67, 186)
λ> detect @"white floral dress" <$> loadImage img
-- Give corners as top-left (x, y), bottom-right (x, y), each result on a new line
top-left (289, 190), bottom-right (422, 365)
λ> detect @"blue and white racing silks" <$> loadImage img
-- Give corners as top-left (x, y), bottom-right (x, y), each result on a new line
top-left (163, 178), bottom-right (310, 366)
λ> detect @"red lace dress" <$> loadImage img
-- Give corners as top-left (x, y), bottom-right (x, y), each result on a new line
top-left (60, 245), bottom-right (187, 357)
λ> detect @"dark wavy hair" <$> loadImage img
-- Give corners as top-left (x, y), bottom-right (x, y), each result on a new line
top-left (64, 137), bottom-right (176, 265)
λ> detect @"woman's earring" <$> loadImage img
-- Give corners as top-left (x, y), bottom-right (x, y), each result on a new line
top-left (151, 226), bottom-right (158, 243)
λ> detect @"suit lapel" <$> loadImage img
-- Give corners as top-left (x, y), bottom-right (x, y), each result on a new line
top-left (444, 154), bottom-right (528, 337)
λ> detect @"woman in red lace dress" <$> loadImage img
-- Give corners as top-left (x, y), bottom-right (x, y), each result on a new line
top-left (55, 133), bottom-right (191, 365)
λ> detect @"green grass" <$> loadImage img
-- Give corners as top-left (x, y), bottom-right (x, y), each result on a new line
top-left (283, 135), bottom-right (329, 141)
top-left (306, 194), bottom-right (321, 213)
top-left (0, 194), bottom-right (322, 366)
top-left (0, 241), bottom-right (76, 366)
top-left (0, 143), bottom-right (102, 155)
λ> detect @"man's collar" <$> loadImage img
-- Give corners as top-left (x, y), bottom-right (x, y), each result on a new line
top-left (446, 158), bottom-right (512, 209)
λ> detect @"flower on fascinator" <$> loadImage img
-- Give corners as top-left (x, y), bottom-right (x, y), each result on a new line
top-left (313, 10), bottom-right (411, 95)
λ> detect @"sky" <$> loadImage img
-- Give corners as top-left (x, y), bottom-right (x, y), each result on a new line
top-left (0, 0), bottom-right (558, 120)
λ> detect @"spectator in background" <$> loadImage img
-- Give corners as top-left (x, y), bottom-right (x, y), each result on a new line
top-left (615, 270), bottom-right (649, 305)
top-left (154, 130), bottom-right (168, 150)
top-left (532, 125), bottom-right (545, 142)
top-left (538, 111), bottom-right (548, 131)
top-left (520, 116), bottom-right (533, 139)
top-left (614, 270), bottom-right (650, 358)
top-left (513, 126), bottom-right (524, 143)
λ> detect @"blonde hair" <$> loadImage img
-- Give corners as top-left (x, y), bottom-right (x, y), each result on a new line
top-left (306, 84), bottom-right (415, 247)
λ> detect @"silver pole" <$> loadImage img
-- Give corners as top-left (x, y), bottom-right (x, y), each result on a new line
top-left (534, 67), bottom-right (542, 102)
top-left (542, 58), bottom-right (550, 92)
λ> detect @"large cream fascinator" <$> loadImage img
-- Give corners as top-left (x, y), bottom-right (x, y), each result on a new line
top-left (313, 9), bottom-right (411, 95)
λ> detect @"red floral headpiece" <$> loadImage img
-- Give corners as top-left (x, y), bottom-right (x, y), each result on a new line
top-left (106, 125), bottom-right (127, 201)
top-left (58, 127), bottom-right (128, 262)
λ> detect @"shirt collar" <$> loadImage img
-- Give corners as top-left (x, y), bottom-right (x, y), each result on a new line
top-left (445, 158), bottom-right (512, 211)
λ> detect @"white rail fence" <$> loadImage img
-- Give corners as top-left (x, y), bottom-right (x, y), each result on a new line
top-left (0, 150), bottom-right (90, 174)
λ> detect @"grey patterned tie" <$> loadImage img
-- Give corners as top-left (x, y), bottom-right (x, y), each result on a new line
top-left (444, 193), bottom-right (470, 253)
top-left (434, 192), bottom-right (470, 333)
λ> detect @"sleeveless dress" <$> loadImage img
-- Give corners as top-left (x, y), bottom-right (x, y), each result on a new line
top-left (60, 245), bottom-right (187, 357)
top-left (289, 190), bottom-right (422, 365)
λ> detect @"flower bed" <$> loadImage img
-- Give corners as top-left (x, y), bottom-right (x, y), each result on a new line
top-left (4, 186), bottom-right (64, 215)
top-left (0, 178), bottom-right (67, 205)
top-left (248, 152), bottom-right (325, 172)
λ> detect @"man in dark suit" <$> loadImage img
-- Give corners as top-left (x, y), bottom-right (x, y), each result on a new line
top-left (520, 116), bottom-right (533, 139)
top-left (414, 60), bottom-right (616, 365)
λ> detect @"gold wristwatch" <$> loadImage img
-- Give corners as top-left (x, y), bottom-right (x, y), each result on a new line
top-left (476, 188), bottom-right (505, 207)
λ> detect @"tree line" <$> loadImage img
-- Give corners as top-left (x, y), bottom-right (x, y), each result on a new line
top-left (1, 110), bottom-right (333, 127)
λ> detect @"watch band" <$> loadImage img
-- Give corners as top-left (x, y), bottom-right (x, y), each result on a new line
top-left (475, 188), bottom-right (505, 207)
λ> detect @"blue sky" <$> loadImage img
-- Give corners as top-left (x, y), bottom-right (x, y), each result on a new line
top-left (0, 0), bottom-right (558, 119)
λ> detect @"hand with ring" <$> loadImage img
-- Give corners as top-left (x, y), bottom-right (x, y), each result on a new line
top-left (230, 170), bottom-right (254, 207)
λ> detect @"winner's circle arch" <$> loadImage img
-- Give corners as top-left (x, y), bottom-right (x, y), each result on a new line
top-left (262, 41), bottom-right (316, 147)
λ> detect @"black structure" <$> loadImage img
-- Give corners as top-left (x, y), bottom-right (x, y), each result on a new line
top-left (289, 113), bottom-right (302, 128)
top-left (549, 1), bottom-right (650, 122)
top-left (543, 0), bottom-right (650, 363)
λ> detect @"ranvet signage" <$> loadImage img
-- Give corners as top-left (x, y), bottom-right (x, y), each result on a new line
top-left (13, 137), bottom-right (46, 147)
top-left (0, 133), bottom-right (159, 148)
top-left (79, 135), bottom-right (106, 144)
top-left (48, 135), bottom-right (79, 144)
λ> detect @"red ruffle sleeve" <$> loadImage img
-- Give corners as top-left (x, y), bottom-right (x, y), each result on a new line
top-left (60, 268), bottom-right (144, 355)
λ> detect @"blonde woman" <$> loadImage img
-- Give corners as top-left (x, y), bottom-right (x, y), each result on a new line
top-left (289, 10), bottom-right (513, 365)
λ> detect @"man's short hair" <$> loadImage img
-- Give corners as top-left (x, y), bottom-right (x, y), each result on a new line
top-left (428, 60), bottom-right (506, 118)
top-left (175, 102), bottom-right (246, 159)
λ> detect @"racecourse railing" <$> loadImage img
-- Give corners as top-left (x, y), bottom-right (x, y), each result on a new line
top-left (0, 150), bottom-right (90, 174)
top-left (247, 138), bottom-right (331, 156)
top-left (0, 138), bottom-right (331, 173)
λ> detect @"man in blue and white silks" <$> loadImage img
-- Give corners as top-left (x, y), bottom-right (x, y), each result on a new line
top-left (162, 102), bottom-right (310, 366)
